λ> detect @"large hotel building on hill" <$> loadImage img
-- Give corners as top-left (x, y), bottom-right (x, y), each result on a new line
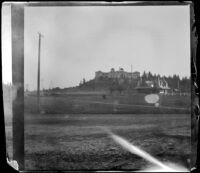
top-left (95, 68), bottom-right (140, 79)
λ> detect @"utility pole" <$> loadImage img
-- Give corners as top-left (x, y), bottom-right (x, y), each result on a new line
top-left (37, 32), bottom-right (43, 113)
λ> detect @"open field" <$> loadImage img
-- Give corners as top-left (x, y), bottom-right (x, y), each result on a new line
top-left (25, 113), bottom-right (191, 170)
top-left (3, 93), bottom-right (191, 170)
top-left (25, 93), bottom-right (190, 114)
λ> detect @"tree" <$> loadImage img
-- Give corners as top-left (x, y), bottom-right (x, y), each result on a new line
top-left (83, 78), bottom-right (86, 84)
top-left (148, 71), bottom-right (153, 80)
top-left (142, 71), bottom-right (147, 80)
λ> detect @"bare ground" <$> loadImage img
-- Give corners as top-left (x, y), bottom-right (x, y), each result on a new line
top-left (24, 113), bottom-right (191, 171)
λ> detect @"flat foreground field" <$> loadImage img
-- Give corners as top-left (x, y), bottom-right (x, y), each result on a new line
top-left (25, 94), bottom-right (190, 114)
top-left (25, 113), bottom-right (191, 171)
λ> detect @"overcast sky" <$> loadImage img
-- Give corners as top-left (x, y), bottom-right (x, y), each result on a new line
top-left (3, 5), bottom-right (190, 90)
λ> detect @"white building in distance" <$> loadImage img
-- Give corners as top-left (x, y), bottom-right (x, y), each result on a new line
top-left (95, 68), bottom-right (140, 79)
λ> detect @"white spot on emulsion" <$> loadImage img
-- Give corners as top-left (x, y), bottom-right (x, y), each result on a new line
top-left (145, 94), bottom-right (160, 104)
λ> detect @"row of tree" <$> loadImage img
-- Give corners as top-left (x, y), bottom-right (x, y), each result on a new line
top-left (78, 71), bottom-right (191, 93)
top-left (140, 71), bottom-right (190, 92)
top-left (8, 70), bottom-right (189, 93)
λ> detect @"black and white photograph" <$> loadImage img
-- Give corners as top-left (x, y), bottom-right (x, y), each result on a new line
top-left (2, 2), bottom-right (195, 172)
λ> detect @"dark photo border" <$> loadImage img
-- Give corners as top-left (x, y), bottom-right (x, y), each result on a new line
top-left (1, 1), bottom-right (198, 172)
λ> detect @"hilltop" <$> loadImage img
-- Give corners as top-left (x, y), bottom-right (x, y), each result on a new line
top-left (22, 69), bottom-right (190, 94)
top-left (58, 70), bottom-right (190, 94)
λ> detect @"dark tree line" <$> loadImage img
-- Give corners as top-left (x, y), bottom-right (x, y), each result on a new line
top-left (141, 71), bottom-right (190, 92)
top-left (23, 70), bottom-right (190, 93)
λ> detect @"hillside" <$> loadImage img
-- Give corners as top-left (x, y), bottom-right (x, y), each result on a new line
top-left (24, 71), bottom-right (191, 94)
top-left (78, 77), bottom-right (139, 93)
top-left (76, 71), bottom-right (191, 93)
